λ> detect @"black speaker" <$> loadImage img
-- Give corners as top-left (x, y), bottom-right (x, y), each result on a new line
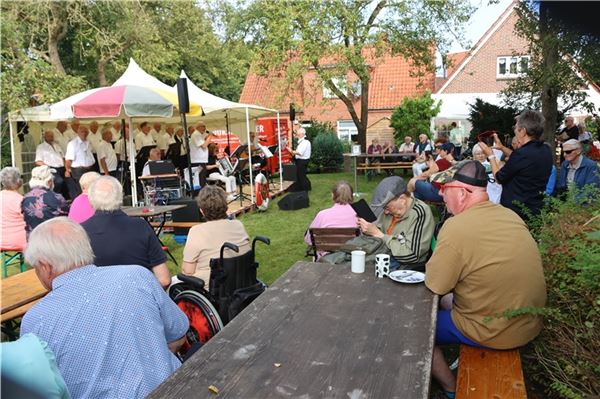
top-left (289, 103), bottom-right (296, 122)
top-left (170, 198), bottom-right (203, 234)
top-left (282, 164), bottom-right (297, 181)
top-left (278, 191), bottom-right (309, 211)
top-left (177, 78), bottom-right (190, 114)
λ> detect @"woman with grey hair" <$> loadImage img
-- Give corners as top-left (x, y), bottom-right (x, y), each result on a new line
top-left (0, 167), bottom-right (27, 251)
top-left (68, 171), bottom-right (100, 223)
top-left (21, 165), bottom-right (68, 237)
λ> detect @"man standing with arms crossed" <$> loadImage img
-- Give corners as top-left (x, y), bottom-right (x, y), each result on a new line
top-left (65, 124), bottom-right (95, 198)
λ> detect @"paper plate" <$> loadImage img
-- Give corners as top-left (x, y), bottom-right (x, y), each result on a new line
top-left (388, 270), bottom-right (425, 284)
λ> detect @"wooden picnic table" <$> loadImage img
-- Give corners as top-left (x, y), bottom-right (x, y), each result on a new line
top-left (346, 153), bottom-right (416, 194)
top-left (1, 269), bottom-right (48, 323)
top-left (149, 261), bottom-right (438, 399)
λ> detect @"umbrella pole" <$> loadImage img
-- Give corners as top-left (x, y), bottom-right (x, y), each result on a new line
top-left (245, 107), bottom-right (254, 203)
top-left (120, 118), bottom-right (127, 188)
top-left (128, 117), bottom-right (138, 205)
top-left (180, 113), bottom-right (193, 197)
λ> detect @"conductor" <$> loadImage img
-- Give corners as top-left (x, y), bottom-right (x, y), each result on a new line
top-left (288, 127), bottom-right (311, 191)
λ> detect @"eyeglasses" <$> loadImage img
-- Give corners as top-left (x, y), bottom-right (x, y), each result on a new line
top-left (440, 184), bottom-right (473, 194)
top-left (563, 149), bottom-right (578, 155)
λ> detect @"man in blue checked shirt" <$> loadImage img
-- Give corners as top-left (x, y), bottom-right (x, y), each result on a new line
top-left (20, 217), bottom-right (189, 399)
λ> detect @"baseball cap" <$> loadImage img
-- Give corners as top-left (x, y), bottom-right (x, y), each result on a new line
top-left (448, 160), bottom-right (488, 187)
top-left (370, 176), bottom-right (408, 218)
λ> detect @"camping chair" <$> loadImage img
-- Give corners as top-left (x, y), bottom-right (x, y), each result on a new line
top-left (1, 250), bottom-right (25, 277)
top-left (305, 227), bottom-right (361, 261)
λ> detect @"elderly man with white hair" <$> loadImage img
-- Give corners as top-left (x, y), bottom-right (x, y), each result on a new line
top-left (288, 127), bottom-right (312, 191)
top-left (20, 217), bottom-right (188, 398)
top-left (35, 130), bottom-right (66, 194)
top-left (81, 176), bottom-right (171, 288)
top-left (556, 139), bottom-right (600, 195)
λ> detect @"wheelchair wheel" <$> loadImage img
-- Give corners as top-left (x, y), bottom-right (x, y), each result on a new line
top-left (174, 290), bottom-right (223, 354)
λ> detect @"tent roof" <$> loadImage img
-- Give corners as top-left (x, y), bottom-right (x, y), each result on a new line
top-left (113, 59), bottom-right (174, 91)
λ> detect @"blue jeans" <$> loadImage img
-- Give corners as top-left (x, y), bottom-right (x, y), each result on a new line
top-left (414, 180), bottom-right (443, 202)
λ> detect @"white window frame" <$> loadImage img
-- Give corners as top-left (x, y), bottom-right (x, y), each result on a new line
top-left (496, 55), bottom-right (530, 79)
top-left (337, 120), bottom-right (358, 142)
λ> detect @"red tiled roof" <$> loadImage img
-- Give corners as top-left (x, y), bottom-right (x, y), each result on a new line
top-left (445, 51), bottom-right (469, 78)
top-left (240, 51), bottom-right (434, 112)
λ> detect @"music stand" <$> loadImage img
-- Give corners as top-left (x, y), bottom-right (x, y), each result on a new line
top-left (231, 157), bottom-right (252, 206)
top-left (265, 145), bottom-right (278, 191)
top-left (231, 144), bottom-right (248, 160)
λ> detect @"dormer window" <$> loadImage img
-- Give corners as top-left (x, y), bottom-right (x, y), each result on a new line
top-left (497, 56), bottom-right (530, 79)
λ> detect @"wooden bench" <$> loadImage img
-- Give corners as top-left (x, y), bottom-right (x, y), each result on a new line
top-left (306, 227), bottom-right (360, 261)
top-left (356, 161), bottom-right (413, 171)
top-left (456, 345), bottom-right (527, 399)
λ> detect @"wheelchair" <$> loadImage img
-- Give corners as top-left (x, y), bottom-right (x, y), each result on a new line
top-left (168, 236), bottom-right (270, 357)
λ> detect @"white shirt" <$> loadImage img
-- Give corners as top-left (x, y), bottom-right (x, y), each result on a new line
top-left (65, 137), bottom-right (95, 167)
top-left (135, 132), bottom-right (156, 151)
top-left (190, 131), bottom-right (208, 163)
top-left (110, 127), bottom-right (122, 142)
top-left (87, 131), bottom-right (102, 153)
top-left (295, 137), bottom-right (311, 160)
top-left (63, 128), bottom-right (76, 142)
top-left (114, 138), bottom-right (132, 162)
top-left (35, 141), bottom-right (64, 168)
top-left (157, 133), bottom-right (175, 151)
top-left (150, 128), bottom-right (162, 141)
top-left (53, 128), bottom-right (69, 153)
top-left (97, 140), bottom-right (118, 172)
top-left (399, 143), bottom-right (415, 152)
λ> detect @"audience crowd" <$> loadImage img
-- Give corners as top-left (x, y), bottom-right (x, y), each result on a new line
top-left (1, 110), bottom-right (599, 399)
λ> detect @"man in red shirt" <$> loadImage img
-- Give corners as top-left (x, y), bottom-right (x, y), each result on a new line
top-left (407, 142), bottom-right (455, 202)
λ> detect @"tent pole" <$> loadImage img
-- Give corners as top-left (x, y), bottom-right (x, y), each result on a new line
top-left (245, 107), bottom-right (254, 203)
top-left (180, 113), bottom-right (193, 197)
top-left (225, 112), bottom-right (230, 155)
top-left (276, 112), bottom-right (283, 191)
top-left (9, 120), bottom-right (16, 167)
top-left (128, 118), bottom-right (138, 205)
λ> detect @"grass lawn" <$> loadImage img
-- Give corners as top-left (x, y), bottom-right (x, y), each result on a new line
top-left (162, 171), bottom-right (396, 284)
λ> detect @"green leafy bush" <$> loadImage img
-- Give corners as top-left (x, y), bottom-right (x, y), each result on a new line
top-left (467, 99), bottom-right (518, 143)
top-left (524, 188), bottom-right (600, 398)
top-left (305, 119), bottom-right (335, 143)
top-left (311, 132), bottom-right (344, 172)
top-left (390, 90), bottom-right (440, 143)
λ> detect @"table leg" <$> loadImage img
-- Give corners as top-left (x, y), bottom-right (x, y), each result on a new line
top-left (144, 214), bottom-right (178, 266)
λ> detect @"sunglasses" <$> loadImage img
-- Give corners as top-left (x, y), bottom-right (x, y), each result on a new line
top-left (440, 184), bottom-right (473, 194)
top-left (563, 149), bottom-right (578, 155)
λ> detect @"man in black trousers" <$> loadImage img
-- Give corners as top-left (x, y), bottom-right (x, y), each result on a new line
top-left (289, 127), bottom-right (312, 191)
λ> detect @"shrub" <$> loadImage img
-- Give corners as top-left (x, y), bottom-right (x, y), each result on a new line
top-left (305, 119), bottom-right (335, 143)
top-left (467, 99), bottom-right (518, 144)
top-left (390, 90), bottom-right (440, 143)
top-left (524, 188), bottom-right (600, 398)
top-left (311, 132), bottom-right (344, 172)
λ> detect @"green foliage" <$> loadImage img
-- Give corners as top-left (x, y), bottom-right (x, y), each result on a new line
top-left (390, 91), bottom-right (440, 143)
top-left (311, 132), bottom-right (344, 172)
top-left (523, 189), bottom-right (600, 398)
top-left (305, 119), bottom-right (335, 143)
top-left (467, 99), bottom-right (518, 144)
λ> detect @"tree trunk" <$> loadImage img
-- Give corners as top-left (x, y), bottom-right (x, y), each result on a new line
top-left (539, 1), bottom-right (559, 159)
top-left (47, 2), bottom-right (68, 75)
top-left (97, 58), bottom-right (108, 86)
top-left (357, 79), bottom-right (369, 152)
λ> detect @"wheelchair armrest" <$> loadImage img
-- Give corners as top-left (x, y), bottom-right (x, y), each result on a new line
top-left (176, 274), bottom-right (205, 291)
top-left (220, 242), bottom-right (239, 260)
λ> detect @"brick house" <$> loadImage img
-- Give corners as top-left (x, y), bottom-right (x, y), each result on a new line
top-left (239, 52), bottom-right (435, 148)
top-left (433, 1), bottom-right (600, 133)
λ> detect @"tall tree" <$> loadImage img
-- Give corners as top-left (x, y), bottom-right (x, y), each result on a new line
top-left (502, 1), bottom-right (600, 151)
top-left (242, 0), bottom-right (473, 150)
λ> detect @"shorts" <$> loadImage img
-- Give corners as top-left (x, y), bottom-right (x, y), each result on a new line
top-left (435, 310), bottom-right (485, 347)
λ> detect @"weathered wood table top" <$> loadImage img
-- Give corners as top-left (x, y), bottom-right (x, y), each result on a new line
top-left (149, 261), bottom-right (438, 399)
top-left (121, 204), bottom-right (185, 218)
top-left (1, 269), bottom-right (48, 322)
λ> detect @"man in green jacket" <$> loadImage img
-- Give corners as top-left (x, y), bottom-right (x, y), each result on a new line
top-left (358, 176), bottom-right (435, 270)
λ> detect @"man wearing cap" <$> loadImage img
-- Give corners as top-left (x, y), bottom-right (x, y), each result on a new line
top-left (555, 139), bottom-right (600, 195)
top-left (358, 176), bottom-right (434, 270)
top-left (407, 141), bottom-right (455, 203)
top-left (426, 161), bottom-right (546, 398)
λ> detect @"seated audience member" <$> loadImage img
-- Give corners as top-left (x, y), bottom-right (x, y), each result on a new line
top-left (22, 166), bottom-right (68, 237)
top-left (141, 148), bottom-right (162, 177)
top-left (1, 333), bottom-right (70, 399)
top-left (21, 217), bottom-right (188, 398)
top-left (472, 143), bottom-right (502, 204)
top-left (398, 136), bottom-right (415, 155)
top-left (81, 176), bottom-right (171, 288)
top-left (367, 138), bottom-right (383, 172)
top-left (182, 185), bottom-right (250, 286)
top-left (0, 167), bottom-right (27, 251)
top-left (358, 176), bottom-right (434, 270)
top-left (425, 161), bottom-right (546, 398)
top-left (555, 139), bottom-right (600, 195)
top-left (479, 110), bottom-right (553, 222)
top-left (577, 123), bottom-right (592, 144)
top-left (67, 171), bottom-right (100, 224)
top-left (407, 142), bottom-right (455, 203)
top-left (304, 181), bottom-right (358, 257)
top-left (412, 134), bottom-right (434, 176)
top-left (206, 143), bottom-right (237, 201)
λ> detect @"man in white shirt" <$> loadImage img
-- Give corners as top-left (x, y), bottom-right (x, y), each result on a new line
top-left (289, 127), bottom-right (311, 191)
top-left (135, 122), bottom-right (156, 151)
top-left (65, 125), bottom-right (96, 198)
top-left (150, 122), bottom-right (162, 141)
top-left (53, 121), bottom-right (70, 153)
top-left (189, 122), bottom-right (211, 187)
top-left (110, 121), bottom-right (122, 142)
top-left (65, 120), bottom-right (79, 142)
top-left (87, 121), bottom-right (102, 152)
top-left (158, 125), bottom-right (176, 157)
top-left (35, 130), bottom-right (66, 193)
top-left (97, 128), bottom-right (118, 177)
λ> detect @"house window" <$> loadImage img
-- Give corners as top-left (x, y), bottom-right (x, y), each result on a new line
top-left (337, 120), bottom-right (358, 141)
top-left (323, 77), bottom-right (361, 99)
top-left (497, 55), bottom-right (530, 78)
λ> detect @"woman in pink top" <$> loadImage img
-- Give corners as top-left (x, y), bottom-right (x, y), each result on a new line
top-left (68, 171), bottom-right (100, 223)
top-left (304, 181), bottom-right (358, 257)
top-left (0, 167), bottom-right (27, 251)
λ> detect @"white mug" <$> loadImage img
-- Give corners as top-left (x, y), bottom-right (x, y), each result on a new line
top-left (375, 254), bottom-right (390, 278)
top-left (351, 250), bottom-right (366, 273)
